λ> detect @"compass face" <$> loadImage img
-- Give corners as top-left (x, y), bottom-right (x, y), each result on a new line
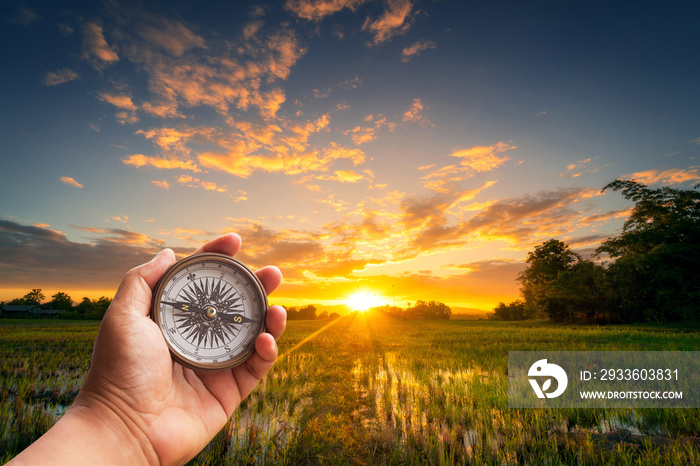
top-left (151, 253), bottom-right (267, 371)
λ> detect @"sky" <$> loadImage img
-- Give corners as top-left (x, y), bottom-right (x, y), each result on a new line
top-left (1, 0), bottom-right (699, 312)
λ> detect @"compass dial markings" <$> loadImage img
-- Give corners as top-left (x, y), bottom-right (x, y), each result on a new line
top-left (152, 254), bottom-right (268, 370)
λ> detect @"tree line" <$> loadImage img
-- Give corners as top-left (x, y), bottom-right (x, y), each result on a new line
top-left (373, 300), bottom-right (452, 320)
top-left (491, 180), bottom-right (699, 324)
top-left (285, 305), bottom-right (340, 320)
top-left (1, 289), bottom-right (112, 320)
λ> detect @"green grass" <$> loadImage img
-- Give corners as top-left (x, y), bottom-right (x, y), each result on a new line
top-left (2, 316), bottom-right (699, 465)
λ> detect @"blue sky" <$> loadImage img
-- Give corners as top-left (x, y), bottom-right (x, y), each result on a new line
top-left (1, 0), bottom-right (699, 310)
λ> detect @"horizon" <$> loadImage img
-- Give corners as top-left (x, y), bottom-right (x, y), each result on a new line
top-left (1, 0), bottom-right (699, 311)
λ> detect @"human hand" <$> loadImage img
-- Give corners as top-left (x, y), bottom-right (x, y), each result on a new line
top-left (10, 234), bottom-right (286, 466)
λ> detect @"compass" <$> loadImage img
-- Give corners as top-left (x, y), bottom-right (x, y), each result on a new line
top-left (151, 253), bottom-right (268, 371)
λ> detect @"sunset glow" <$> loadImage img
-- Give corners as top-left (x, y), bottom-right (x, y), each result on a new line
top-left (1, 1), bottom-right (699, 313)
top-left (346, 293), bottom-right (380, 312)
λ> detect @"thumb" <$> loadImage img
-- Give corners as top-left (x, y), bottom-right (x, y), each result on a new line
top-left (111, 249), bottom-right (176, 317)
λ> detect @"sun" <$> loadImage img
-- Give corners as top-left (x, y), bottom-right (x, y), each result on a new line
top-left (346, 292), bottom-right (376, 312)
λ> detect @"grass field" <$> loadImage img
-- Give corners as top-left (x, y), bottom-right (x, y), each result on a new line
top-left (1, 314), bottom-right (699, 465)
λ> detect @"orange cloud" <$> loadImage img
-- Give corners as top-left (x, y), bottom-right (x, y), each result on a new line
top-left (98, 92), bottom-right (139, 124)
top-left (330, 170), bottom-right (370, 183)
top-left (623, 167), bottom-right (700, 185)
top-left (123, 154), bottom-right (200, 172)
top-left (201, 181), bottom-right (227, 192)
top-left (343, 113), bottom-right (390, 145)
top-left (421, 142), bottom-right (515, 192)
top-left (151, 180), bottom-right (170, 189)
top-left (285, 0), bottom-right (368, 21)
top-left (172, 175), bottom-right (227, 192)
top-left (199, 131), bottom-right (365, 178)
top-left (111, 11), bottom-right (305, 121)
top-left (396, 186), bottom-right (603, 257)
top-left (362, 0), bottom-right (415, 45)
top-left (141, 101), bottom-right (185, 119)
top-left (59, 176), bottom-right (84, 188)
top-left (136, 127), bottom-right (201, 157)
top-left (401, 40), bottom-right (436, 62)
top-left (450, 142), bottom-right (515, 171)
top-left (81, 21), bottom-right (119, 69)
top-left (559, 158), bottom-right (608, 178)
top-left (136, 16), bottom-right (206, 56)
top-left (43, 69), bottom-right (79, 86)
top-left (402, 98), bottom-right (430, 125)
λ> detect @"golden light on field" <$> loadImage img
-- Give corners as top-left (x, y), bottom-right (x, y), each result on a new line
top-left (346, 292), bottom-right (377, 312)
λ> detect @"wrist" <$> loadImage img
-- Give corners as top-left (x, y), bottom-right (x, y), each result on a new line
top-left (66, 390), bottom-right (159, 465)
top-left (7, 390), bottom-right (158, 466)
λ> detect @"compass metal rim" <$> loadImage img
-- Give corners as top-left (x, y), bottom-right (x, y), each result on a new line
top-left (150, 252), bottom-right (268, 372)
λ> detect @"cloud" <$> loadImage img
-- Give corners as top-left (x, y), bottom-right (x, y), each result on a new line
top-left (59, 176), bottom-right (84, 188)
top-left (456, 188), bottom-right (600, 245)
top-left (420, 142), bottom-right (515, 192)
top-left (362, 0), bottom-right (415, 45)
top-left (559, 158), bottom-right (607, 178)
top-left (622, 167), bottom-right (700, 185)
top-left (57, 23), bottom-right (74, 36)
top-left (243, 20), bottom-right (263, 39)
top-left (303, 169), bottom-right (374, 185)
top-left (98, 92), bottom-right (139, 124)
top-left (313, 88), bottom-right (331, 99)
top-left (43, 69), bottom-right (79, 86)
top-left (225, 222), bottom-right (325, 273)
top-left (450, 142), bottom-right (515, 172)
top-left (0, 221), bottom-right (162, 290)
top-left (124, 112), bottom-right (350, 179)
top-left (328, 169), bottom-right (370, 183)
top-left (151, 180), bottom-right (170, 189)
top-left (343, 113), bottom-right (390, 145)
top-left (11, 5), bottom-right (40, 26)
top-left (397, 186), bottom-right (601, 256)
top-left (108, 9), bottom-right (305, 121)
top-left (401, 40), bottom-right (436, 62)
top-left (339, 76), bottom-right (362, 89)
top-left (136, 16), bottom-right (206, 56)
top-left (123, 154), bottom-right (200, 172)
top-left (199, 142), bottom-right (365, 178)
top-left (578, 208), bottom-right (634, 226)
top-left (402, 98), bottom-right (430, 125)
top-left (285, 0), bottom-right (368, 21)
top-left (81, 21), bottom-right (119, 69)
top-left (136, 127), bottom-right (200, 158)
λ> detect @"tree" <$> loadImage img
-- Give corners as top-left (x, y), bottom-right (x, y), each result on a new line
top-left (490, 300), bottom-right (528, 321)
top-left (550, 260), bottom-right (612, 323)
top-left (76, 297), bottom-right (92, 315)
top-left (518, 240), bottom-right (582, 321)
top-left (22, 289), bottom-right (45, 305)
top-left (92, 297), bottom-right (112, 319)
top-left (299, 305), bottom-right (317, 320)
top-left (50, 292), bottom-right (73, 311)
top-left (596, 180), bottom-right (700, 322)
top-left (405, 300), bottom-right (451, 319)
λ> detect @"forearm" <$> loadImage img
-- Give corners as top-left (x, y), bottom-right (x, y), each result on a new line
top-left (7, 397), bottom-right (156, 466)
